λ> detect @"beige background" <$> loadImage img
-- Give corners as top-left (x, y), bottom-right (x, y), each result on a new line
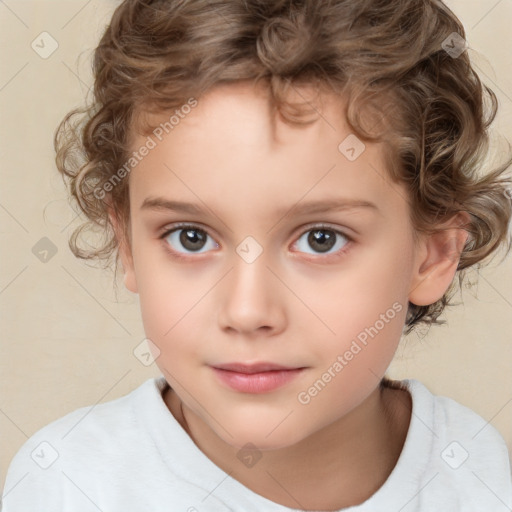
top-left (1, 0), bottom-right (511, 490)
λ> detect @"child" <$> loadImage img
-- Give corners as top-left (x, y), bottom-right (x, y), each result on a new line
top-left (2, 0), bottom-right (512, 510)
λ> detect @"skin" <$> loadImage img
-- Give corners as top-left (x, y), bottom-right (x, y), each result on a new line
top-left (110, 81), bottom-right (469, 509)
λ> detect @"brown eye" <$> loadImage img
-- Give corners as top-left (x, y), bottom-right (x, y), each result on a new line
top-left (179, 228), bottom-right (207, 251)
top-left (294, 226), bottom-right (350, 256)
top-left (308, 229), bottom-right (337, 253)
top-left (161, 225), bottom-right (219, 254)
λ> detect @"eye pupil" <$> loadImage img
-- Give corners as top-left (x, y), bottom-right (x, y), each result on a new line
top-left (308, 229), bottom-right (336, 253)
top-left (180, 229), bottom-right (207, 251)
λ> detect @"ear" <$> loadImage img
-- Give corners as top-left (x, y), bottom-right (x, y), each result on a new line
top-left (108, 207), bottom-right (138, 294)
top-left (408, 212), bottom-right (470, 306)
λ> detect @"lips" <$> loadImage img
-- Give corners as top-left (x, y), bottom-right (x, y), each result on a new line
top-left (210, 362), bottom-right (306, 393)
top-left (212, 362), bottom-right (302, 374)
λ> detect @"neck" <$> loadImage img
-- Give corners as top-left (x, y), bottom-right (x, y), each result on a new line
top-left (164, 381), bottom-right (411, 510)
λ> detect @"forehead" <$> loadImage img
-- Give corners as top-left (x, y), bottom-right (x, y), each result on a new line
top-left (135, 81), bottom-right (347, 148)
top-left (127, 82), bottom-right (408, 224)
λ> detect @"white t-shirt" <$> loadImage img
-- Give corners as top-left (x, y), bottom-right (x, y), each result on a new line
top-left (2, 376), bottom-right (511, 511)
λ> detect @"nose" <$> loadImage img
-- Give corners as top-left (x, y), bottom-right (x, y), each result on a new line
top-left (217, 250), bottom-right (286, 337)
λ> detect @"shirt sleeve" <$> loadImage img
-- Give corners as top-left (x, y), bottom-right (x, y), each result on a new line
top-left (1, 434), bottom-right (103, 512)
top-left (2, 436), bottom-right (66, 511)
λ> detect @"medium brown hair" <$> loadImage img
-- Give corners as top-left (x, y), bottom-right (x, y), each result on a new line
top-left (54, 0), bottom-right (512, 335)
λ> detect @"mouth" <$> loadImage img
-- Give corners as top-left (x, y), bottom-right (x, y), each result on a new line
top-left (212, 362), bottom-right (303, 374)
top-left (210, 362), bottom-right (307, 393)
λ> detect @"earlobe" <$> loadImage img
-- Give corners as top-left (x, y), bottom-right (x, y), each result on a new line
top-left (108, 208), bottom-right (138, 294)
top-left (408, 212), bottom-right (470, 307)
top-left (123, 270), bottom-right (138, 295)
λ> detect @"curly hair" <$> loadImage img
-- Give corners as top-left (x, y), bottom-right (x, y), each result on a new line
top-left (54, 0), bottom-right (512, 335)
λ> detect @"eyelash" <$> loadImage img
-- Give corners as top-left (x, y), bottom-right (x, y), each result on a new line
top-left (158, 222), bottom-right (354, 261)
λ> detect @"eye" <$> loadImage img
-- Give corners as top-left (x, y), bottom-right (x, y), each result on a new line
top-left (160, 224), bottom-right (219, 255)
top-left (159, 223), bottom-right (352, 259)
top-left (292, 225), bottom-right (351, 257)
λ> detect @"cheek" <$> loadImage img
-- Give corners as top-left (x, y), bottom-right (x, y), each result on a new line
top-left (291, 235), bottom-right (412, 413)
top-left (300, 238), bottom-right (412, 347)
top-left (138, 276), bottom-right (203, 345)
top-left (130, 243), bottom-right (206, 355)
top-left (294, 265), bottom-right (409, 421)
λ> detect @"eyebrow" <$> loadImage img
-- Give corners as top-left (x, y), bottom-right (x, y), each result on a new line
top-left (140, 196), bottom-right (379, 217)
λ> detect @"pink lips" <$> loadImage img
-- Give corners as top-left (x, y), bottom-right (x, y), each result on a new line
top-left (211, 362), bottom-right (305, 393)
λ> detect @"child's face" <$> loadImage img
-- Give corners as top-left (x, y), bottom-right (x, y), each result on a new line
top-left (118, 82), bottom-right (429, 449)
